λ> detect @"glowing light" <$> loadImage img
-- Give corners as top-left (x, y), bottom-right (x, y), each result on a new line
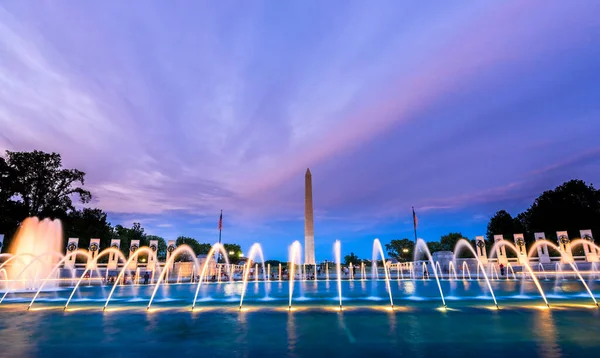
top-left (229, 251), bottom-right (235, 255)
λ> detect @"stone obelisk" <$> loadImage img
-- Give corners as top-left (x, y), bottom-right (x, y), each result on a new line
top-left (304, 168), bottom-right (315, 264)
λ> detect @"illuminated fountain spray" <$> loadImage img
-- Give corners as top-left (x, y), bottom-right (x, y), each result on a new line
top-left (372, 239), bottom-right (394, 309)
top-left (453, 239), bottom-right (498, 309)
top-left (506, 263), bottom-right (517, 280)
top-left (448, 262), bottom-right (458, 280)
top-left (288, 241), bottom-right (302, 310)
top-left (334, 240), bottom-right (343, 310)
top-left (65, 247), bottom-right (128, 310)
top-left (490, 240), bottom-right (549, 307)
top-left (361, 262), bottom-right (366, 281)
top-left (415, 239), bottom-right (446, 307)
top-left (538, 263), bottom-right (548, 280)
top-left (462, 261), bottom-right (471, 280)
top-left (8, 218), bottom-right (63, 290)
top-left (147, 245), bottom-right (198, 310)
top-left (27, 249), bottom-right (91, 310)
top-left (0, 252), bottom-right (65, 305)
top-left (192, 243), bottom-right (231, 310)
top-left (435, 262), bottom-right (443, 279)
top-left (528, 240), bottom-right (598, 307)
top-left (104, 247), bottom-right (154, 310)
top-left (239, 243), bottom-right (267, 310)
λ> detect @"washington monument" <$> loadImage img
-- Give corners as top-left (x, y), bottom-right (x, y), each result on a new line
top-left (304, 168), bottom-right (315, 264)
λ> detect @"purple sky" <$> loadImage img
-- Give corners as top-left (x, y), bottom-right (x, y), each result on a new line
top-left (1, 1), bottom-right (599, 261)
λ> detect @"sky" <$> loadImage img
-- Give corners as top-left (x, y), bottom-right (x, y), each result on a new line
top-left (1, 1), bottom-right (600, 261)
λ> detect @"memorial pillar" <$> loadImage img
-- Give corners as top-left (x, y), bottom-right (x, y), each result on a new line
top-left (87, 238), bottom-right (100, 270)
top-left (148, 239), bottom-right (159, 271)
top-left (580, 229), bottom-right (599, 263)
top-left (475, 236), bottom-right (488, 264)
top-left (494, 235), bottom-right (508, 265)
top-left (107, 239), bottom-right (121, 270)
top-left (556, 231), bottom-right (573, 263)
top-left (128, 240), bottom-right (140, 270)
top-left (513, 233), bottom-right (528, 265)
top-left (534, 232), bottom-right (551, 264)
top-left (65, 238), bottom-right (79, 270)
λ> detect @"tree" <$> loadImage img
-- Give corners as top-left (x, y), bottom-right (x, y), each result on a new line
top-left (344, 252), bottom-right (360, 265)
top-left (486, 210), bottom-right (527, 257)
top-left (175, 236), bottom-right (205, 262)
top-left (112, 222), bottom-right (146, 257)
top-left (439, 232), bottom-right (465, 252)
top-left (144, 235), bottom-right (167, 260)
top-left (264, 260), bottom-right (282, 267)
top-left (486, 210), bottom-right (525, 242)
top-left (426, 241), bottom-right (442, 254)
top-left (520, 180), bottom-right (600, 241)
top-left (223, 243), bottom-right (242, 264)
top-left (1, 151), bottom-right (92, 248)
top-left (0, 156), bottom-right (25, 247)
top-left (385, 238), bottom-right (414, 262)
top-left (64, 208), bottom-right (114, 249)
top-left (3, 151), bottom-right (91, 217)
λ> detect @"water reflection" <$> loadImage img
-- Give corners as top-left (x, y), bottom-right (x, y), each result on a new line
top-left (534, 309), bottom-right (561, 358)
top-left (287, 311), bottom-right (297, 356)
top-left (337, 312), bottom-right (356, 344)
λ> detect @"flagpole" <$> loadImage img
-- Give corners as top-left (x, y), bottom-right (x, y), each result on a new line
top-left (412, 206), bottom-right (418, 242)
top-left (218, 209), bottom-right (223, 263)
top-left (218, 209), bottom-right (223, 245)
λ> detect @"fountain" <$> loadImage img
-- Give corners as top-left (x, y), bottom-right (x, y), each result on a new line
top-left (528, 240), bottom-right (598, 307)
top-left (334, 240), bottom-right (343, 310)
top-left (372, 239), bottom-right (394, 309)
top-left (448, 261), bottom-right (458, 280)
top-left (147, 245), bottom-right (197, 310)
top-left (191, 243), bottom-right (231, 310)
top-left (490, 240), bottom-right (549, 307)
top-left (7, 218), bottom-right (63, 290)
top-left (453, 239), bottom-right (498, 308)
top-left (64, 247), bottom-right (128, 310)
top-left (1, 225), bottom-right (599, 316)
top-left (288, 241), bottom-right (302, 310)
top-left (462, 261), bottom-right (471, 280)
top-left (414, 239), bottom-right (446, 307)
top-left (239, 243), bottom-right (267, 310)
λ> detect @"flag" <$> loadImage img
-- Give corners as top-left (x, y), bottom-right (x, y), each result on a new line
top-left (412, 207), bottom-right (418, 230)
top-left (218, 210), bottom-right (223, 231)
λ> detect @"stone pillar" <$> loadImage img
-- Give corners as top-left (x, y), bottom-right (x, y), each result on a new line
top-left (534, 232), bottom-right (551, 264)
top-left (87, 238), bottom-right (100, 270)
top-left (513, 233), bottom-right (528, 265)
top-left (580, 229), bottom-right (599, 262)
top-left (0, 234), bottom-right (4, 253)
top-left (166, 240), bottom-right (176, 266)
top-left (556, 231), bottom-right (573, 263)
top-left (65, 238), bottom-right (79, 269)
top-left (148, 239), bottom-right (159, 270)
top-left (128, 240), bottom-right (140, 270)
top-left (475, 236), bottom-right (488, 264)
top-left (494, 235), bottom-right (508, 265)
top-left (304, 168), bottom-right (316, 265)
top-left (107, 239), bottom-right (121, 270)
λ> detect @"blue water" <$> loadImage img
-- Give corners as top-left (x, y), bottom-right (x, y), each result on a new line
top-left (1, 280), bottom-right (599, 357)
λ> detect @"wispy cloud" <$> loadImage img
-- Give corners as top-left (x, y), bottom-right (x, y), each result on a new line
top-left (1, 1), bottom-right (599, 258)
